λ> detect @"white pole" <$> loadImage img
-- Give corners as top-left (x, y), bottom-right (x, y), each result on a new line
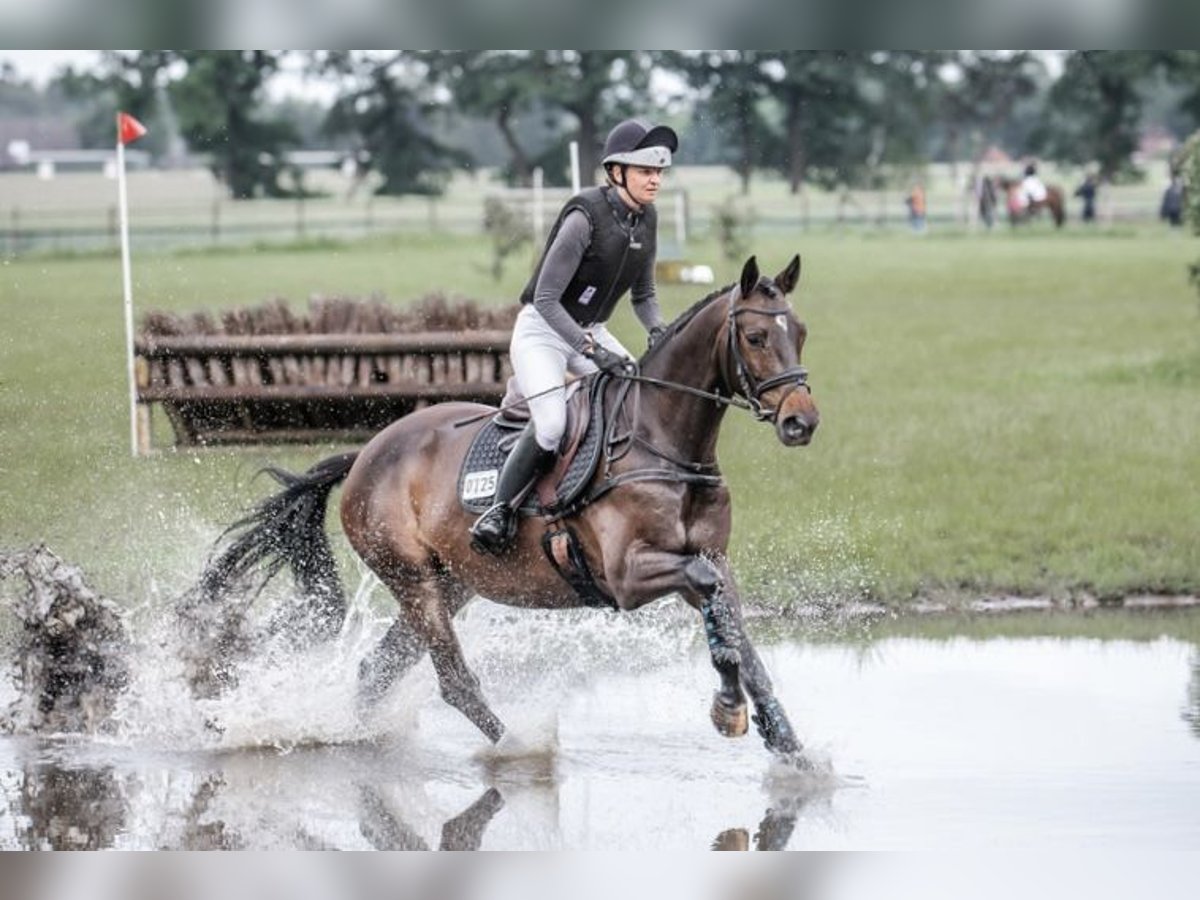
top-left (532, 166), bottom-right (545, 243)
top-left (117, 139), bottom-right (139, 457)
top-left (569, 141), bottom-right (581, 194)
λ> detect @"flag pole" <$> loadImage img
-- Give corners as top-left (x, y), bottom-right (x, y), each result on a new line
top-left (116, 113), bottom-right (144, 456)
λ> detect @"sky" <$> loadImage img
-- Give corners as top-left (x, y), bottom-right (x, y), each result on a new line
top-left (1, 50), bottom-right (1067, 105)
top-left (2, 50), bottom-right (100, 84)
top-left (0, 50), bottom-right (334, 102)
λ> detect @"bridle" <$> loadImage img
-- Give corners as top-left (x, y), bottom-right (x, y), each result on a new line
top-left (600, 282), bottom-right (811, 424)
top-left (722, 284), bottom-right (811, 423)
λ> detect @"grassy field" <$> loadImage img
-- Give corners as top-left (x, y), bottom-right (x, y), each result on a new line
top-left (1, 225), bottom-right (1198, 609)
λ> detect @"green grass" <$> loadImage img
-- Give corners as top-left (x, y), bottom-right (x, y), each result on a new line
top-left (2, 227), bottom-right (1198, 609)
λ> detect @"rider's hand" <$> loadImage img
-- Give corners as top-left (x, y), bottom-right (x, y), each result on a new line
top-left (647, 325), bottom-right (667, 350)
top-left (584, 342), bottom-right (627, 374)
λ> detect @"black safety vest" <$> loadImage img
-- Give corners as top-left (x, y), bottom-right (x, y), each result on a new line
top-left (519, 186), bottom-right (656, 327)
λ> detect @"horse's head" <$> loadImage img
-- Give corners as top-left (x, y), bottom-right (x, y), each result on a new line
top-left (728, 255), bottom-right (819, 447)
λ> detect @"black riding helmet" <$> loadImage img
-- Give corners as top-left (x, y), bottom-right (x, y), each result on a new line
top-left (602, 119), bottom-right (679, 170)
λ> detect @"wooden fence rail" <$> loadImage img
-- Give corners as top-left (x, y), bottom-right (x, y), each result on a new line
top-left (134, 329), bottom-right (513, 447)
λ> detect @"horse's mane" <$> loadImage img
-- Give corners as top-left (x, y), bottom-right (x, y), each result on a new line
top-left (638, 282), bottom-right (734, 365)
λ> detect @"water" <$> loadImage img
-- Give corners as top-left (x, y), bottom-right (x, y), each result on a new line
top-left (1, 561), bottom-right (1196, 849)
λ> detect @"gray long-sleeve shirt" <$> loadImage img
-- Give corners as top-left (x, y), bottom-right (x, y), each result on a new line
top-left (531, 210), bottom-right (663, 351)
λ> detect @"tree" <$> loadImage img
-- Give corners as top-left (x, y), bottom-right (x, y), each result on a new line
top-left (758, 52), bottom-right (864, 194)
top-left (430, 51), bottom-right (544, 185)
top-left (932, 52), bottom-right (1044, 193)
top-left (674, 51), bottom-right (772, 194)
top-left (1036, 51), bottom-right (1156, 181)
top-left (526, 51), bottom-right (656, 186)
top-left (171, 51), bottom-right (300, 199)
top-left (323, 52), bottom-right (469, 197)
top-left (52, 51), bottom-right (174, 159)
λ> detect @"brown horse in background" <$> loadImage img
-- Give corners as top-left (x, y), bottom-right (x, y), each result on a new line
top-left (194, 255), bottom-right (820, 764)
top-left (998, 176), bottom-right (1066, 228)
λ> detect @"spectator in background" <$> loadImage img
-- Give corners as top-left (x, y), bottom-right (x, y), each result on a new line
top-left (905, 182), bottom-right (927, 233)
top-left (1074, 172), bottom-right (1098, 223)
top-left (977, 175), bottom-right (997, 229)
top-left (1161, 175), bottom-right (1185, 227)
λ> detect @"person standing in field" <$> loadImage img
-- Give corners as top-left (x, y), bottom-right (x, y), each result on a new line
top-left (469, 119), bottom-right (676, 556)
top-left (977, 175), bottom-right (998, 229)
top-left (905, 182), bottom-right (927, 232)
top-left (1161, 174), bottom-right (1185, 227)
top-left (1074, 172), bottom-right (1098, 223)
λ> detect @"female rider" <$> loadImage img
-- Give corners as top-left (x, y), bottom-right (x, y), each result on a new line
top-left (470, 119), bottom-right (678, 555)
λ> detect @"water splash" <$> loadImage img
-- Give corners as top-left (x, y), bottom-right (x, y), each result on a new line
top-left (0, 546), bottom-right (131, 735)
top-left (0, 544), bottom-right (704, 759)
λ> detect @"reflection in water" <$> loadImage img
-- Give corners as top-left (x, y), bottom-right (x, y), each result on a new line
top-left (0, 745), bottom-right (825, 850)
top-left (712, 795), bottom-right (804, 851)
top-left (8, 762), bottom-right (129, 850)
top-left (1187, 650), bottom-right (1200, 739)
top-left (175, 774), bottom-right (243, 850)
top-left (359, 784), bottom-right (504, 851)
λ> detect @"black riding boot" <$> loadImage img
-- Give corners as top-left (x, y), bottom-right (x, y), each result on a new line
top-left (470, 425), bottom-right (556, 556)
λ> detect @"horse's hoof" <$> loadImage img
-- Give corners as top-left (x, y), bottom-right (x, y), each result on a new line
top-left (711, 693), bottom-right (749, 738)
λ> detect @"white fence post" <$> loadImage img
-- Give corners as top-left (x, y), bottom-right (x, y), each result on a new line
top-left (532, 166), bottom-right (545, 244)
top-left (569, 142), bottom-right (581, 195)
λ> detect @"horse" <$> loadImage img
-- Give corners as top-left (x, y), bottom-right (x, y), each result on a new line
top-left (998, 176), bottom-right (1066, 228)
top-left (194, 254), bottom-right (820, 763)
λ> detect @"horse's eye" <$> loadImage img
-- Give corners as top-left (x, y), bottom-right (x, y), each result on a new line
top-left (746, 331), bottom-right (768, 348)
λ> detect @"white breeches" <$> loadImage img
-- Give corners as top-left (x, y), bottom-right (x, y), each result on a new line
top-left (511, 305), bottom-right (632, 452)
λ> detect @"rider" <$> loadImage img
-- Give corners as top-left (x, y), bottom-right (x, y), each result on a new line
top-left (469, 118), bottom-right (676, 556)
top-left (1021, 162), bottom-right (1048, 208)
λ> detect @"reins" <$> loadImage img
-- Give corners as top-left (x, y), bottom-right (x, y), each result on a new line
top-left (449, 280), bottom-right (813, 516)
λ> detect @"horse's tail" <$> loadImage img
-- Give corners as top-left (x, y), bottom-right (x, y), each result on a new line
top-left (195, 451), bottom-right (359, 642)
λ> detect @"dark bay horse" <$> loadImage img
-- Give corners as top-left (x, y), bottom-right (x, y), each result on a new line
top-left (998, 176), bottom-right (1066, 228)
top-left (196, 255), bottom-right (820, 763)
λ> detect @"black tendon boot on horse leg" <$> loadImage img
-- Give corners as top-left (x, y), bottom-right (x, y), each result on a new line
top-left (470, 424), bottom-right (556, 556)
top-left (684, 556), bottom-right (750, 738)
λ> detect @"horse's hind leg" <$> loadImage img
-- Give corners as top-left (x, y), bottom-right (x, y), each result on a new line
top-left (376, 573), bottom-right (504, 743)
top-left (425, 599), bottom-right (505, 743)
top-left (358, 615), bottom-right (427, 712)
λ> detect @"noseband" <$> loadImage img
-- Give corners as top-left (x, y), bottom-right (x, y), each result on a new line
top-left (725, 287), bottom-right (810, 423)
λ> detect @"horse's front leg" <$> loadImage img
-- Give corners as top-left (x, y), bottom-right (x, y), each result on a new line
top-left (690, 559), bottom-right (805, 759)
top-left (739, 639), bottom-right (802, 757)
top-left (682, 556), bottom-right (749, 738)
top-left (611, 546), bottom-right (748, 739)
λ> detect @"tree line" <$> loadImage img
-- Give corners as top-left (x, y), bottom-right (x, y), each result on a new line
top-left (4, 51), bottom-right (1199, 200)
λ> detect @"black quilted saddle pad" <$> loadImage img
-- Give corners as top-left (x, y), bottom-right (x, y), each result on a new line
top-left (457, 376), bottom-right (608, 516)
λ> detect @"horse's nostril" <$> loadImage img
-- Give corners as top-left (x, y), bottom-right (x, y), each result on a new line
top-left (782, 417), bottom-right (811, 441)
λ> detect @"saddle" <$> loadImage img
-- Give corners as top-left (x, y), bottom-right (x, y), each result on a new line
top-left (457, 374), bottom-right (610, 518)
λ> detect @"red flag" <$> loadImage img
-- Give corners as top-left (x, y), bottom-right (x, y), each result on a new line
top-left (117, 112), bottom-right (148, 145)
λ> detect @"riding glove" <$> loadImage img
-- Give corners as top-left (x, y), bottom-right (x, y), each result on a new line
top-left (585, 344), bottom-right (628, 374)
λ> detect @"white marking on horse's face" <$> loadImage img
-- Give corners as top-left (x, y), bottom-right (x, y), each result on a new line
top-left (775, 314), bottom-right (788, 333)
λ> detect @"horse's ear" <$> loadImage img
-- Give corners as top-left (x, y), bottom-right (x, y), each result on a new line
top-left (739, 256), bottom-right (759, 299)
top-left (775, 254), bottom-right (801, 295)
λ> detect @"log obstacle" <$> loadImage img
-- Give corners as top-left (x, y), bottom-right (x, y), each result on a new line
top-left (133, 296), bottom-right (516, 448)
